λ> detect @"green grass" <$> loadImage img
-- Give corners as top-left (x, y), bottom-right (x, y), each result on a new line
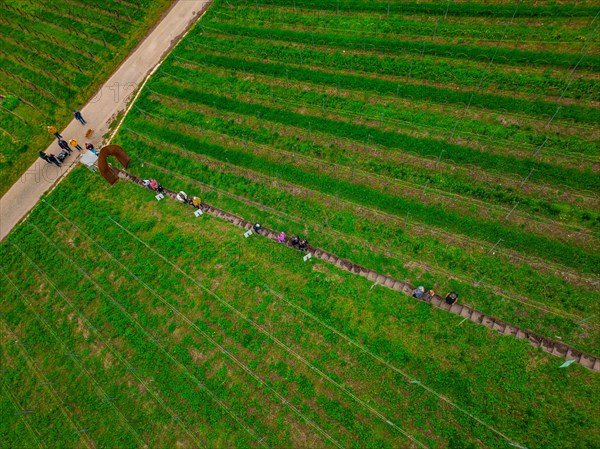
top-left (199, 23), bottom-right (600, 89)
top-left (114, 130), bottom-right (600, 354)
top-left (103, 0), bottom-right (600, 349)
top-left (0, 0), bottom-right (174, 196)
top-left (1, 167), bottom-right (599, 448)
top-left (2, 0), bottom-right (599, 447)
top-left (219, 6), bottom-right (594, 49)
top-left (134, 91), bottom-right (599, 225)
top-left (123, 113), bottom-right (599, 272)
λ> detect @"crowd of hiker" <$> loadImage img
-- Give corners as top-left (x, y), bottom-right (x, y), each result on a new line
top-left (170, 192), bottom-right (312, 253)
top-left (40, 119), bottom-right (459, 308)
top-left (144, 180), bottom-right (458, 306)
top-left (40, 111), bottom-right (91, 168)
top-left (135, 172), bottom-right (461, 308)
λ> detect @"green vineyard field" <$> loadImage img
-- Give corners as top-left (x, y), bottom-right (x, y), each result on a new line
top-left (2, 0), bottom-right (599, 448)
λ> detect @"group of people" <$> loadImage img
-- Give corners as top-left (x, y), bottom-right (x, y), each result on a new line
top-left (144, 180), bottom-right (458, 306)
top-left (413, 286), bottom-right (459, 305)
top-left (252, 224), bottom-right (309, 250)
top-left (41, 111), bottom-right (96, 167)
top-left (138, 178), bottom-right (460, 307)
top-left (37, 114), bottom-right (463, 311)
top-left (141, 182), bottom-right (203, 209)
top-left (175, 190), bottom-right (201, 209)
top-left (38, 151), bottom-right (62, 167)
top-left (142, 179), bottom-right (166, 195)
top-left (290, 235), bottom-right (309, 250)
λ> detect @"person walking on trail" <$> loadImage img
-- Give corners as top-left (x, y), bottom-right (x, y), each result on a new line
top-left (143, 179), bottom-right (152, 189)
top-left (74, 110), bottom-right (86, 125)
top-left (47, 126), bottom-right (62, 139)
top-left (58, 139), bottom-right (71, 153)
top-left (47, 153), bottom-right (62, 167)
top-left (191, 196), bottom-right (201, 209)
top-left (69, 138), bottom-right (82, 151)
top-left (38, 151), bottom-right (48, 162)
top-left (277, 231), bottom-right (286, 243)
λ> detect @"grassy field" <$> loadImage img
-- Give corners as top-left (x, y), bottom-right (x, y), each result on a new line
top-left (0, 0), bottom-right (173, 195)
top-left (1, 168), bottom-right (599, 449)
top-left (2, 0), bottom-right (599, 448)
top-left (110, 0), bottom-right (600, 352)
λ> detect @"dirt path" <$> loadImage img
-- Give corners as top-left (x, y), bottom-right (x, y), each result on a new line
top-left (0, 0), bottom-right (212, 241)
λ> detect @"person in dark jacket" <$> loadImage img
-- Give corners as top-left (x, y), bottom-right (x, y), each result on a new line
top-left (74, 110), bottom-right (86, 125)
top-left (58, 139), bottom-right (71, 153)
top-left (47, 153), bottom-right (62, 167)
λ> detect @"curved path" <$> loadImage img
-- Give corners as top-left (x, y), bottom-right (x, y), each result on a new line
top-left (115, 168), bottom-right (600, 372)
top-left (0, 0), bottom-right (212, 241)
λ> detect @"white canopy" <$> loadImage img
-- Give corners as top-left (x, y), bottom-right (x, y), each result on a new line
top-left (80, 151), bottom-right (98, 171)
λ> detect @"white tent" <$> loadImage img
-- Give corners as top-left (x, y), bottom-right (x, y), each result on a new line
top-left (80, 150), bottom-right (98, 172)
